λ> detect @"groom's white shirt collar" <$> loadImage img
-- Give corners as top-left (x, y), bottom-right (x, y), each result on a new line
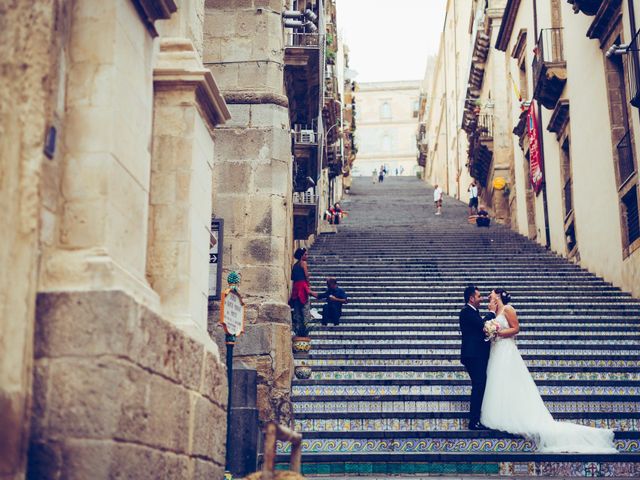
top-left (466, 303), bottom-right (477, 311)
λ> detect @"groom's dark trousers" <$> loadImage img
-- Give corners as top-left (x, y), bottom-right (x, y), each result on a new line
top-left (459, 305), bottom-right (495, 427)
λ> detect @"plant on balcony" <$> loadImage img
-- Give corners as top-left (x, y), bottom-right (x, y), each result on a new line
top-left (326, 33), bottom-right (334, 46)
top-left (326, 50), bottom-right (337, 65)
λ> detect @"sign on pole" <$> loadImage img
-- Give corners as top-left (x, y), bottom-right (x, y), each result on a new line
top-left (219, 288), bottom-right (245, 336)
top-left (209, 218), bottom-right (224, 300)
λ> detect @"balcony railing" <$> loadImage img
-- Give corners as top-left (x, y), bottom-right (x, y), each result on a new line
top-left (292, 122), bottom-right (318, 145)
top-left (285, 32), bottom-right (322, 48)
top-left (628, 28), bottom-right (640, 108)
top-left (616, 129), bottom-right (637, 188)
top-left (477, 113), bottom-right (494, 140)
top-left (293, 192), bottom-right (319, 205)
top-left (532, 28), bottom-right (567, 109)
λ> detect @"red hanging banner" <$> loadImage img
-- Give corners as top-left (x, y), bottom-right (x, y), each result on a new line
top-left (527, 102), bottom-right (544, 194)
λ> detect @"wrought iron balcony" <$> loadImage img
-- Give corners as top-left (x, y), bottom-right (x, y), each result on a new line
top-left (628, 28), bottom-right (640, 108)
top-left (477, 113), bottom-right (494, 142)
top-left (532, 28), bottom-right (567, 109)
top-left (292, 123), bottom-right (318, 146)
top-left (616, 129), bottom-right (637, 188)
top-left (293, 191), bottom-right (319, 205)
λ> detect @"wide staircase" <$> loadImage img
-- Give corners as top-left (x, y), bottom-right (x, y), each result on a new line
top-left (279, 177), bottom-right (640, 477)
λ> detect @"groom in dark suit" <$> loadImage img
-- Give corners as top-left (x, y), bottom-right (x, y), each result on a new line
top-left (459, 285), bottom-right (496, 430)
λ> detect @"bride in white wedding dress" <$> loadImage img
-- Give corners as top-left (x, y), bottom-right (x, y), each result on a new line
top-left (480, 289), bottom-right (618, 453)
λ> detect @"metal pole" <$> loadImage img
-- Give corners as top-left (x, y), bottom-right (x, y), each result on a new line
top-left (224, 334), bottom-right (236, 479)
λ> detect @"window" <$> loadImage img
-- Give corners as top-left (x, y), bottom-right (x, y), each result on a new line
top-left (412, 99), bottom-right (419, 118)
top-left (604, 33), bottom-right (640, 255)
top-left (380, 101), bottom-right (392, 120)
top-left (622, 187), bottom-right (640, 246)
top-left (561, 137), bottom-right (573, 219)
top-left (382, 134), bottom-right (391, 152)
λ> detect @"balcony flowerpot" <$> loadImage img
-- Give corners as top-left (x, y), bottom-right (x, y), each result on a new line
top-left (294, 363), bottom-right (312, 379)
top-left (292, 336), bottom-right (311, 353)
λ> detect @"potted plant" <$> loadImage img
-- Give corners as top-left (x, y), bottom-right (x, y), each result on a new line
top-left (294, 361), bottom-right (312, 380)
top-left (292, 315), bottom-right (314, 354)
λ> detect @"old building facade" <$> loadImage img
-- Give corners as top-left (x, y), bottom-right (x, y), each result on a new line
top-left (421, 0), bottom-right (640, 297)
top-left (353, 81), bottom-right (421, 177)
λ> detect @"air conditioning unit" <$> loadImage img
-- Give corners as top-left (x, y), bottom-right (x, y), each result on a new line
top-left (299, 129), bottom-right (315, 143)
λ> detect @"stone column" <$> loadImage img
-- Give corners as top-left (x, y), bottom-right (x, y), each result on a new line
top-left (148, 37), bottom-right (230, 343)
top-left (38, 0), bottom-right (159, 309)
top-left (204, 0), bottom-right (295, 424)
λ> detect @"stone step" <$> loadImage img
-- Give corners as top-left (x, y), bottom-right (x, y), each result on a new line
top-left (276, 454), bottom-right (640, 477)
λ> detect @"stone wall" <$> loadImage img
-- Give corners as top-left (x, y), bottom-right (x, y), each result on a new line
top-left (0, 0), bottom-right (58, 476)
top-left (1, 0), bottom-right (231, 477)
top-left (204, 0), bottom-right (295, 425)
top-left (29, 291), bottom-right (227, 479)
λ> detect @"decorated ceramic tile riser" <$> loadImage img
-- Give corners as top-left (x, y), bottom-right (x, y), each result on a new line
top-left (282, 461), bottom-right (640, 477)
top-left (307, 347), bottom-right (640, 355)
top-left (291, 384), bottom-right (640, 396)
top-left (313, 338), bottom-right (640, 345)
top-left (293, 400), bottom-right (639, 414)
top-left (314, 329), bottom-right (640, 336)
top-left (308, 370), bottom-right (640, 381)
top-left (301, 358), bottom-right (640, 367)
top-left (294, 417), bottom-right (639, 432)
top-left (276, 438), bottom-right (638, 454)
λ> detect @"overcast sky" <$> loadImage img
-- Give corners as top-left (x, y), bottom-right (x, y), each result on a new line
top-left (335, 0), bottom-right (447, 82)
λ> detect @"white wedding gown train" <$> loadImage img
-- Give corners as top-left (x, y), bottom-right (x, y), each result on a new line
top-left (480, 314), bottom-right (618, 453)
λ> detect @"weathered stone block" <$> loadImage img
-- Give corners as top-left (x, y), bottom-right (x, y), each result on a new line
top-left (191, 394), bottom-right (226, 461)
top-left (250, 104), bottom-right (289, 129)
top-left (193, 458), bottom-right (225, 479)
top-left (200, 349), bottom-right (228, 407)
top-left (57, 439), bottom-right (190, 480)
top-left (257, 301), bottom-right (291, 325)
top-left (212, 161), bottom-right (252, 194)
top-left (224, 104), bottom-right (251, 128)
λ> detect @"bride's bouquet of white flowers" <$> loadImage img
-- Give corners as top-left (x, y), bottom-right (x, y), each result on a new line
top-left (483, 319), bottom-right (501, 342)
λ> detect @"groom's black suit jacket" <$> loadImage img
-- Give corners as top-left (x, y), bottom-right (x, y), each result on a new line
top-left (459, 305), bottom-right (495, 360)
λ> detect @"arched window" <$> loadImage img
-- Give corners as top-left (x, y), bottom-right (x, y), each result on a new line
top-left (380, 101), bottom-right (392, 120)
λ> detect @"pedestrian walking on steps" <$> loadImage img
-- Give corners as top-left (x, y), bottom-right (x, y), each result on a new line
top-left (433, 184), bottom-right (443, 215)
top-left (289, 248), bottom-right (318, 333)
top-left (468, 180), bottom-right (479, 215)
top-left (372, 168), bottom-right (378, 184)
top-left (378, 169), bottom-right (385, 183)
top-left (317, 277), bottom-right (348, 326)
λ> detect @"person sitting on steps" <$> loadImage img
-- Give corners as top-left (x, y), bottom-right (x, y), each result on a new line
top-left (317, 277), bottom-right (348, 326)
top-left (476, 205), bottom-right (490, 227)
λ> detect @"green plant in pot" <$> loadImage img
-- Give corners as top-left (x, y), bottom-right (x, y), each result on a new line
top-left (292, 315), bottom-right (314, 354)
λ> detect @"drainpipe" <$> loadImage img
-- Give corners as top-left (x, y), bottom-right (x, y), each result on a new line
top-left (443, 6), bottom-right (451, 195)
top-left (533, 0), bottom-right (551, 248)
top-left (453, 0), bottom-right (461, 199)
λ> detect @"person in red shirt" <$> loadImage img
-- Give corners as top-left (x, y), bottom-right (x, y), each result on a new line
top-left (289, 248), bottom-right (318, 332)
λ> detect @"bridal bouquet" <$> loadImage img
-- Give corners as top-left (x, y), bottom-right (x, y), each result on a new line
top-left (483, 319), bottom-right (501, 342)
